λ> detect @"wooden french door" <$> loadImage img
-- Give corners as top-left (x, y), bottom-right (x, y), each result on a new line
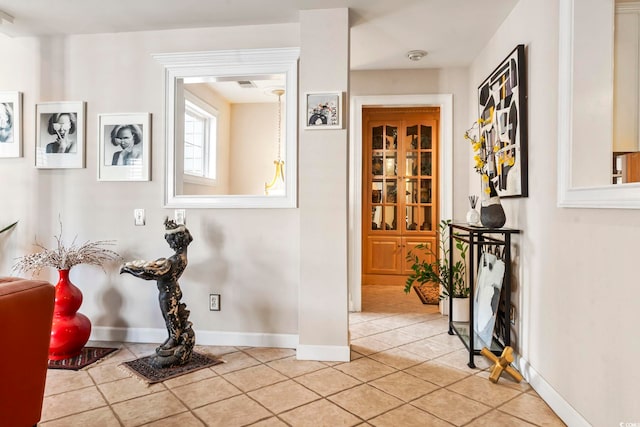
top-left (362, 107), bottom-right (440, 286)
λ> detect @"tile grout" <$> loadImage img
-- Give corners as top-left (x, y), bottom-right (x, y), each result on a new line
top-left (40, 286), bottom-right (564, 426)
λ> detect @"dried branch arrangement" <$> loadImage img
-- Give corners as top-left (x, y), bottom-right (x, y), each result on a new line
top-left (13, 223), bottom-right (121, 275)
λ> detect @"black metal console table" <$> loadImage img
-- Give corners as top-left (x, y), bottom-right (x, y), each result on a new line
top-left (447, 223), bottom-right (521, 368)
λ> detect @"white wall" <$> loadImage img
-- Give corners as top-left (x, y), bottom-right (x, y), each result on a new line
top-left (0, 24), bottom-right (303, 345)
top-left (470, 0), bottom-right (640, 425)
top-left (351, 67), bottom-right (471, 219)
top-left (229, 103), bottom-right (277, 195)
top-left (298, 8), bottom-right (350, 361)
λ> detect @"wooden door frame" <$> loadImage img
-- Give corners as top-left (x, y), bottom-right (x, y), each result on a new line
top-left (348, 95), bottom-right (453, 312)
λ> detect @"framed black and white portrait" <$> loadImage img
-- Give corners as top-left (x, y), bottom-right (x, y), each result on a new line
top-left (98, 113), bottom-right (150, 181)
top-left (35, 101), bottom-right (86, 169)
top-left (0, 91), bottom-right (22, 158)
top-left (305, 92), bottom-right (342, 129)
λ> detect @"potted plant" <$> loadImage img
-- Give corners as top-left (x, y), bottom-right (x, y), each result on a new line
top-left (404, 219), bottom-right (470, 321)
top-left (13, 222), bottom-right (121, 360)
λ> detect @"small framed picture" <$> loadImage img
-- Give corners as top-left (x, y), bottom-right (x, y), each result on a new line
top-left (98, 113), bottom-right (151, 181)
top-left (305, 92), bottom-right (342, 129)
top-left (0, 91), bottom-right (22, 158)
top-left (35, 101), bottom-right (86, 169)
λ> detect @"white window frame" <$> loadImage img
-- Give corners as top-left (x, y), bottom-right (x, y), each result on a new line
top-left (183, 90), bottom-right (217, 186)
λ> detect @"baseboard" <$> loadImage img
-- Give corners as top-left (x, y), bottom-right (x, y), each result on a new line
top-left (91, 326), bottom-right (298, 349)
top-left (516, 355), bottom-right (590, 426)
top-left (296, 344), bottom-right (350, 362)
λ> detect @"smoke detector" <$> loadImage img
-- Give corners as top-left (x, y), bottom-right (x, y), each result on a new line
top-left (407, 50), bottom-right (428, 61)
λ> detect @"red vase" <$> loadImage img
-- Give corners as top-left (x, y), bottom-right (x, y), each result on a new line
top-left (49, 269), bottom-right (92, 360)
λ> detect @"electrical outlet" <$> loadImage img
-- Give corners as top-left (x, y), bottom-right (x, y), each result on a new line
top-left (209, 294), bottom-right (220, 311)
top-left (174, 209), bottom-right (186, 225)
top-left (134, 209), bottom-right (145, 226)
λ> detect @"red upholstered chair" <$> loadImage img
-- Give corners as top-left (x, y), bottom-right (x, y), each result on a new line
top-left (0, 277), bottom-right (55, 427)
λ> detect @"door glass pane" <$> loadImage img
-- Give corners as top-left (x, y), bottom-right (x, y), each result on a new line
top-left (372, 154), bottom-right (383, 176)
top-left (406, 206), bottom-right (418, 230)
top-left (372, 180), bottom-right (383, 203)
top-left (420, 152), bottom-right (432, 176)
top-left (420, 179), bottom-right (432, 203)
top-left (421, 206), bottom-right (432, 230)
top-left (372, 126), bottom-right (383, 149)
top-left (385, 125), bottom-right (397, 149)
top-left (420, 125), bottom-right (432, 149)
top-left (385, 179), bottom-right (397, 203)
top-left (406, 125), bottom-right (418, 149)
top-left (406, 179), bottom-right (417, 203)
top-left (384, 206), bottom-right (397, 230)
top-left (406, 152), bottom-right (417, 177)
top-left (371, 206), bottom-right (383, 230)
top-left (385, 153), bottom-right (397, 176)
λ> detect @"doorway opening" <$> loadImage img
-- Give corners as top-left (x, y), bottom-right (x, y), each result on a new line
top-left (348, 95), bottom-right (453, 313)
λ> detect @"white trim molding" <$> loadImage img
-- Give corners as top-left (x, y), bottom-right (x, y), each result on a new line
top-left (296, 344), bottom-right (351, 362)
top-left (91, 326), bottom-right (298, 349)
top-left (558, 0), bottom-right (640, 208)
top-left (153, 47), bottom-right (300, 209)
top-left (516, 355), bottom-right (591, 427)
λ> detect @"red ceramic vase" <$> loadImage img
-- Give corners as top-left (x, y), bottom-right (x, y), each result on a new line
top-left (49, 269), bottom-right (92, 360)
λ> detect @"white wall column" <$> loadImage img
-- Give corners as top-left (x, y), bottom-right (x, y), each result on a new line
top-left (297, 8), bottom-right (350, 361)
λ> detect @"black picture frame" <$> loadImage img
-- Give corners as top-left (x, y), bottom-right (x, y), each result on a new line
top-left (478, 44), bottom-right (528, 198)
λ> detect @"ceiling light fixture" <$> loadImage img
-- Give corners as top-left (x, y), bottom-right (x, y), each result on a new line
top-left (407, 50), bottom-right (428, 61)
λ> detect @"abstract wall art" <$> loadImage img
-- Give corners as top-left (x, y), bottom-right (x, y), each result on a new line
top-left (478, 44), bottom-right (528, 198)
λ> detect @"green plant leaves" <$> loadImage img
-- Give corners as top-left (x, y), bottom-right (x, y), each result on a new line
top-left (0, 221), bottom-right (17, 234)
top-left (404, 219), bottom-right (469, 298)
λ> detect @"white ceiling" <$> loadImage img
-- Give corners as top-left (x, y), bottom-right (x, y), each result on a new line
top-left (0, 0), bottom-right (519, 70)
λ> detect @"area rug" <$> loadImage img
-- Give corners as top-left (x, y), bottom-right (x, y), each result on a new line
top-left (121, 351), bottom-right (224, 384)
top-left (413, 282), bottom-right (440, 305)
top-left (48, 347), bottom-right (119, 370)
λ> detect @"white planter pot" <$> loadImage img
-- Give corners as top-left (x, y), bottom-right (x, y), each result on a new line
top-left (439, 297), bottom-right (449, 316)
top-left (451, 297), bottom-right (470, 322)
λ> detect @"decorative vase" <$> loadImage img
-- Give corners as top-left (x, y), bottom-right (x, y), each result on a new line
top-left (49, 269), bottom-right (92, 360)
top-left (466, 195), bottom-right (480, 226)
top-left (480, 196), bottom-right (506, 228)
top-left (480, 177), bottom-right (506, 228)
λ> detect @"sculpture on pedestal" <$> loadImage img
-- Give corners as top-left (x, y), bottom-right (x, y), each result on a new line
top-left (120, 218), bottom-right (195, 368)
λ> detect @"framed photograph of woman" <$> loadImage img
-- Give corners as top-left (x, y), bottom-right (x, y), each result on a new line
top-left (35, 101), bottom-right (85, 169)
top-left (98, 112), bottom-right (151, 181)
top-left (305, 92), bottom-right (342, 129)
top-left (0, 91), bottom-right (23, 158)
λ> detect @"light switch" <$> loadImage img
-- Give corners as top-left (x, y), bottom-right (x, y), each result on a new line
top-left (174, 209), bottom-right (186, 225)
top-left (134, 209), bottom-right (145, 226)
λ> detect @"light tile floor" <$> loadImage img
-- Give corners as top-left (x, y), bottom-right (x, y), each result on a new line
top-left (40, 285), bottom-right (565, 426)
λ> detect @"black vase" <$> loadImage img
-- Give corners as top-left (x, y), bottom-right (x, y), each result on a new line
top-left (480, 196), bottom-right (506, 228)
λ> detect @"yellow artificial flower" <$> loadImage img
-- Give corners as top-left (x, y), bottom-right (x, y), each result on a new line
top-left (493, 145), bottom-right (499, 153)
top-left (482, 174), bottom-right (489, 182)
top-left (472, 142), bottom-right (481, 152)
top-left (508, 157), bottom-right (515, 166)
top-left (484, 186), bottom-right (491, 195)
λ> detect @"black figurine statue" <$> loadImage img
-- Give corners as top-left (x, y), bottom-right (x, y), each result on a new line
top-left (121, 218), bottom-right (195, 368)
